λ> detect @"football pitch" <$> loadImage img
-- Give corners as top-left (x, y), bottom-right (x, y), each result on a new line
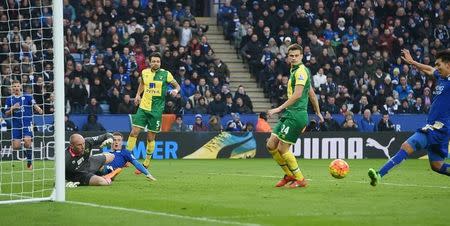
top-left (0, 159), bottom-right (449, 226)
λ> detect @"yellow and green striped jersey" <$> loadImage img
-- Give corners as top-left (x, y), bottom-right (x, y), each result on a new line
top-left (140, 68), bottom-right (174, 112)
top-left (286, 63), bottom-right (311, 112)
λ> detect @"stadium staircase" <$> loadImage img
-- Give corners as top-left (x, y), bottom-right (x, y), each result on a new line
top-left (196, 17), bottom-right (278, 128)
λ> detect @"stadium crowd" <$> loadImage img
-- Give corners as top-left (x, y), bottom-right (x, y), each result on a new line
top-left (219, 0), bottom-right (450, 117)
top-left (1, 0), bottom-right (255, 119)
top-left (1, 0), bottom-right (450, 133)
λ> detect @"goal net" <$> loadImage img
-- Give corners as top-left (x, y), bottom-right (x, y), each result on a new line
top-left (0, 0), bottom-right (65, 203)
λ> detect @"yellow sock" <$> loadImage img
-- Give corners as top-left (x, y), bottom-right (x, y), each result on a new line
top-left (126, 136), bottom-right (137, 151)
top-left (281, 152), bottom-right (304, 180)
top-left (268, 147), bottom-right (293, 176)
top-left (143, 140), bottom-right (155, 167)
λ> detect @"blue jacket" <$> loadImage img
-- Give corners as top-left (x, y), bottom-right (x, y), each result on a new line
top-left (359, 117), bottom-right (376, 132)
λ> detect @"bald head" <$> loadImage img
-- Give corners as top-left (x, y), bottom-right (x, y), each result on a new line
top-left (70, 134), bottom-right (85, 154)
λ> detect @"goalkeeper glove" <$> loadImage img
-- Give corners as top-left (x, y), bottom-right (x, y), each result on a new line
top-left (100, 138), bottom-right (113, 148)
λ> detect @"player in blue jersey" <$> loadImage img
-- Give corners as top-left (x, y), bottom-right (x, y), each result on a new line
top-left (368, 49), bottom-right (450, 186)
top-left (101, 132), bottom-right (156, 181)
top-left (4, 80), bottom-right (43, 170)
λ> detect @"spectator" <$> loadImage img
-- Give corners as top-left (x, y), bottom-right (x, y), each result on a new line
top-left (208, 93), bottom-right (227, 116)
top-left (208, 115), bottom-right (223, 132)
top-left (225, 113), bottom-right (244, 132)
top-left (193, 114), bottom-right (208, 132)
top-left (117, 94), bottom-right (135, 114)
top-left (377, 113), bottom-right (395, 131)
top-left (255, 112), bottom-right (271, 132)
top-left (82, 114), bottom-right (106, 131)
top-left (193, 97), bottom-right (208, 114)
top-left (341, 112), bottom-right (358, 131)
top-left (180, 78), bottom-right (196, 101)
top-left (234, 97), bottom-right (252, 114)
top-left (304, 119), bottom-right (320, 132)
top-left (84, 97), bottom-right (103, 115)
top-left (359, 109), bottom-right (376, 132)
top-left (170, 115), bottom-right (191, 132)
top-left (68, 77), bottom-right (88, 114)
top-left (244, 122), bottom-right (254, 132)
top-left (65, 114), bottom-right (78, 132)
top-left (320, 111), bottom-right (340, 131)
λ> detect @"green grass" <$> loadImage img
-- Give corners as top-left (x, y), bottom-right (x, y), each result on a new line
top-left (0, 159), bottom-right (449, 226)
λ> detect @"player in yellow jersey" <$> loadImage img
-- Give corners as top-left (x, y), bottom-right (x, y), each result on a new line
top-left (126, 52), bottom-right (180, 176)
top-left (266, 44), bottom-right (323, 188)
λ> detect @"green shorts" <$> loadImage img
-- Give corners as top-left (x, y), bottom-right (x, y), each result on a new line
top-left (131, 108), bottom-right (162, 132)
top-left (272, 110), bottom-right (308, 144)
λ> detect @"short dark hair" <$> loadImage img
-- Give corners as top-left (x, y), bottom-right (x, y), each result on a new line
top-left (287, 44), bottom-right (303, 54)
top-left (149, 52), bottom-right (162, 60)
top-left (435, 49), bottom-right (450, 63)
top-left (113, 132), bottom-right (123, 137)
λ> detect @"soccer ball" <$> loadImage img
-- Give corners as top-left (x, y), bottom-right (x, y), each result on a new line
top-left (329, 159), bottom-right (350, 179)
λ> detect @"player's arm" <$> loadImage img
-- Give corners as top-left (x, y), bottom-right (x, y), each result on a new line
top-left (168, 72), bottom-right (181, 96)
top-left (125, 152), bottom-right (150, 175)
top-left (308, 86), bottom-right (324, 123)
top-left (85, 133), bottom-right (114, 153)
top-left (32, 100), bottom-right (43, 114)
top-left (131, 159), bottom-right (149, 175)
top-left (134, 77), bottom-right (144, 106)
top-left (401, 49), bottom-right (435, 77)
top-left (268, 84), bottom-right (304, 117)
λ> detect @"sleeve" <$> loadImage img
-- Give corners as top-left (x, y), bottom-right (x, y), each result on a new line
top-left (166, 71), bottom-right (175, 84)
top-left (295, 67), bottom-right (308, 86)
top-left (433, 70), bottom-right (441, 80)
top-left (4, 97), bottom-right (10, 110)
top-left (131, 158), bottom-right (149, 175)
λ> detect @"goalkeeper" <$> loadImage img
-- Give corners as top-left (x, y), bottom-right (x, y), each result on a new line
top-left (65, 133), bottom-right (121, 186)
top-left (101, 132), bottom-right (156, 181)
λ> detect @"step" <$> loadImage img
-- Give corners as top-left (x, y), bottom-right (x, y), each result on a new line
top-left (196, 17), bottom-right (217, 24)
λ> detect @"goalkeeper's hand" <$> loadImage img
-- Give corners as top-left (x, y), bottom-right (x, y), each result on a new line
top-left (66, 181), bottom-right (80, 188)
top-left (100, 138), bottom-right (113, 148)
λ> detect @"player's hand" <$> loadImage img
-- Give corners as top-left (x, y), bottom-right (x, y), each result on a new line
top-left (401, 49), bottom-right (414, 65)
top-left (12, 103), bottom-right (20, 110)
top-left (65, 181), bottom-right (80, 188)
top-left (267, 107), bottom-right (281, 118)
top-left (100, 138), bottom-right (113, 148)
top-left (146, 173), bottom-right (157, 181)
top-left (134, 95), bottom-right (141, 106)
top-left (169, 89), bottom-right (178, 97)
top-left (316, 112), bottom-right (324, 123)
top-left (36, 108), bottom-right (43, 114)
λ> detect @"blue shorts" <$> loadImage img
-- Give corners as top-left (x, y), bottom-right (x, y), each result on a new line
top-left (407, 130), bottom-right (449, 161)
top-left (12, 123), bottom-right (33, 140)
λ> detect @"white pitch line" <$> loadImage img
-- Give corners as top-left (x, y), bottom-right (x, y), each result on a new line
top-left (67, 201), bottom-right (261, 226)
top-left (207, 173), bottom-right (450, 189)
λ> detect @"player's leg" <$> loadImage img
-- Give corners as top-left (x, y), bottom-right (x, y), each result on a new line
top-left (89, 153), bottom-right (121, 180)
top-left (142, 111), bottom-right (161, 168)
top-left (278, 141), bottom-right (307, 188)
top-left (126, 108), bottom-right (147, 151)
top-left (368, 132), bottom-right (426, 186)
top-left (275, 114), bottom-right (308, 188)
top-left (143, 131), bottom-right (156, 168)
top-left (23, 136), bottom-right (33, 169)
top-left (428, 141), bottom-right (450, 176)
top-left (266, 132), bottom-right (294, 187)
top-left (88, 175), bottom-right (112, 186)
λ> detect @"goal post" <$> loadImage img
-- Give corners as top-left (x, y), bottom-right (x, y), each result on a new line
top-left (53, 0), bottom-right (66, 202)
top-left (0, 0), bottom-right (65, 204)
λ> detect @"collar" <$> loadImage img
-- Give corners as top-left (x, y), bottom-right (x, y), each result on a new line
top-left (68, 147), bottom-right (80, 157)
top-left (291, 63), bottom-right (301, 70)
